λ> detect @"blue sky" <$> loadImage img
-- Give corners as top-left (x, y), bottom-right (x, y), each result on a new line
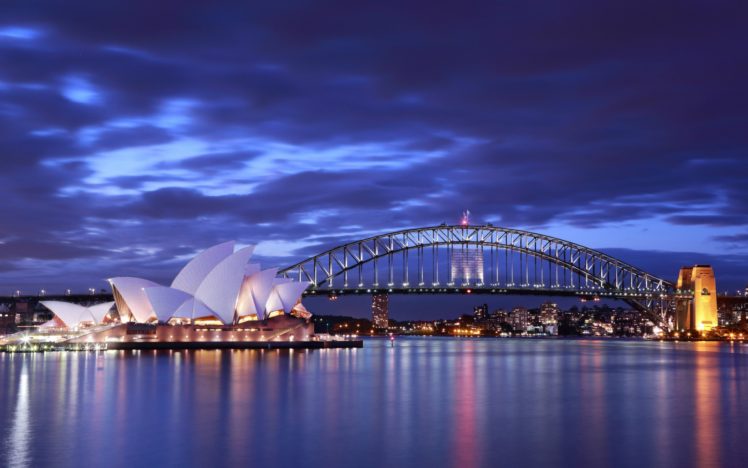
top-left (0, 1), bottom-right (747, 317)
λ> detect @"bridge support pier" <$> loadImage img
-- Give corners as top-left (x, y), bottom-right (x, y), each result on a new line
top-left (675, 266), bottom-right (718, 332)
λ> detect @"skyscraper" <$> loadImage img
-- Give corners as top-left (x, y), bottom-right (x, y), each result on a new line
top-left (473, 303), bottom-right (488, 320)
top-left (510, 307), bottom-right (530, 333)
top-left (372, 293), bottom-right (389, 329)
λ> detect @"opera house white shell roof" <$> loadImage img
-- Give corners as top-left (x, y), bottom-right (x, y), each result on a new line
top-left (42, 301), bottom-right (115, 329)
top-left (106, 242), bottom-right (310, 325)
top-left (266, 279), bottom-right (312, 315)
top-left (236, 267), bottom-right (278, 320)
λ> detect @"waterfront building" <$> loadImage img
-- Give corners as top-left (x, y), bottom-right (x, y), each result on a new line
top-left (40, 301), bottom-right (115, 329)
top-left (0, 304), bottom-right (14, 334)
top-left (3, 241), bottom-right (316, 348)
top-left (372, 293), bottom-right (389, 329)
top-left (106, 241), bottom-right (310, 325)
top-left (538, 302), bottom-right (559, 335)
top-left (473, 303), bottom-right (488, 321)
top-left (510, 307), bottom-right (530, 333)
top-left (490, 309), bottom-right (508, 323)
top-left (718, 303), bottom-right (737, 326)
top-left (539, 302), bottom-right (559, 324)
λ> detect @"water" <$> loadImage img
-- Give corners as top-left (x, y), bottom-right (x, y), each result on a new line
top-left (2, 337), bottom-right (748, 468)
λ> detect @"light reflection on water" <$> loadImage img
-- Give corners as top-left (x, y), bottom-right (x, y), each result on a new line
top-left (7, 360), bottom-right (29, 468)
top-left (1, 338), bottom-right (748, 468)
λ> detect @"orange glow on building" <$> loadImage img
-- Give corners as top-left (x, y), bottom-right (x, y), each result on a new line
top-left (675, 265), bottom-right (718, 331)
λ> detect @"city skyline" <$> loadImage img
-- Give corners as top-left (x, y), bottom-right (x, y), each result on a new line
top-left (1, 1), bottom-right (747, 310)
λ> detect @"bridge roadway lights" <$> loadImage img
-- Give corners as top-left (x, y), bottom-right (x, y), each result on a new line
top-left (301, 287), bottom-right (663, 300)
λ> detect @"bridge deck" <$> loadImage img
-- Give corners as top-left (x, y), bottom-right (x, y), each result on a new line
top-left (304, 287), bottom-right (687, 300)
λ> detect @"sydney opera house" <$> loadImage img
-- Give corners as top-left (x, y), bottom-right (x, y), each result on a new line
top-left (6, 241), bottom-right (347, 350)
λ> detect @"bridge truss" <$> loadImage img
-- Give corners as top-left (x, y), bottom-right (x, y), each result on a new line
top-left (279, 225), bottom-right (685, 314)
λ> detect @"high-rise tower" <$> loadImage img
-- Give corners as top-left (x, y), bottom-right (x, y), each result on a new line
top-left (372, 293), bottom-right (389, 329)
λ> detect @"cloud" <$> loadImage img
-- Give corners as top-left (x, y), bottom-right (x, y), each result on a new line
top-left (0, 239), bottom-right (107, 260)
top-left (90, 125), bottom-right (174, 151)
top-left (714, 233), bottom-right (748, 243)
top-left (0, 0), bottom-right (747, 304)
top-left (156, 150), bottom-right (260, 174)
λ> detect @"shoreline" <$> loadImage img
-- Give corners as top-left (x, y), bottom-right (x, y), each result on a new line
top-left (1, 339), bottom-right (363, 353)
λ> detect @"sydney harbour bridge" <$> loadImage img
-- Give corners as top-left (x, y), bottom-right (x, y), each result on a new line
top-left (278, 224), bottom-right (694, 320)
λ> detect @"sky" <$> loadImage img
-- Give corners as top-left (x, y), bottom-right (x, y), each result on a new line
top-left (1, 1), bottom-right (747, 318)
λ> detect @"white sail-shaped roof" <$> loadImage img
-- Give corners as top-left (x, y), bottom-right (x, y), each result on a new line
top-left (265, 290), bottom-right (284, 315)
top-left (88, 301), bottom-right (115, 324)
top-left (194, 245), bottom-right (256, 324)
top-left (173, 298), bottom-right (195, 318)
top-left (236, 267), bottom-right (278, 320)
top-left (265, 278), bottom-right (292, 314)
top-left (171, 241), bottom-right (235, 295)
top-left (173, 297), bottom-right (215, 319)
top-left (41, 301), bottom-right (95, 329)
top-left (244, 263), bottom-right (261, 276)
top-left (276, 281), bottom-right (309, 314)
top-left (144, 287), bottom-right (192, 322)
top-left (109, 277), bottom-right (161, 323)
top-left (269, 281), bottom-right (310, 314)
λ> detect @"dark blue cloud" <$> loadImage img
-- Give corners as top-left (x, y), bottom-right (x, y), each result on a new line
top-left (0, 0), bottom-right (746, 314)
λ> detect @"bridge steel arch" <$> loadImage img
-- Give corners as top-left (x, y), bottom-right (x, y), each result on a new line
top-left (279, 225), bottom-right (679, 312)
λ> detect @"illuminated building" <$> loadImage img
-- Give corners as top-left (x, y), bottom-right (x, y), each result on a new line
top-left (107, 241), bottom-right (310, 325)
top-left (372, 293), bottom-right (389, 329)
top-left (473, 303), bottom-right (488, 320)
top-left (7, 242), bottom-right (318, 348)
top-left (539, 302), bottom-right (559, 324)
top-left (718, 303), bottom-right (737, 326)
top-left (675, 265), bottom-right (718, 331)
top-left (510, 307), bottom-right (530, 333)
top-left (490, 309), bottom-right (509, 326)
top-left (539, 302), bottom-right (559, 335)
top-left (40, 301), bottom-right (114, 329)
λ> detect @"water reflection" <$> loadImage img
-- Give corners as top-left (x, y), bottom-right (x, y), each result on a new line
top-left (694, 344), bottom-right (721, 468)
top-left (2, 339), bottom-right (748, 468)
top-left (7, 360), bottom-right (30, 468)
top-left (451, 341), bottom-right (478, 468)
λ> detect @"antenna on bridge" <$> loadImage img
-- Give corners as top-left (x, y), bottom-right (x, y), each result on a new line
top-left (461, 210), bottom-right (471, 226)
